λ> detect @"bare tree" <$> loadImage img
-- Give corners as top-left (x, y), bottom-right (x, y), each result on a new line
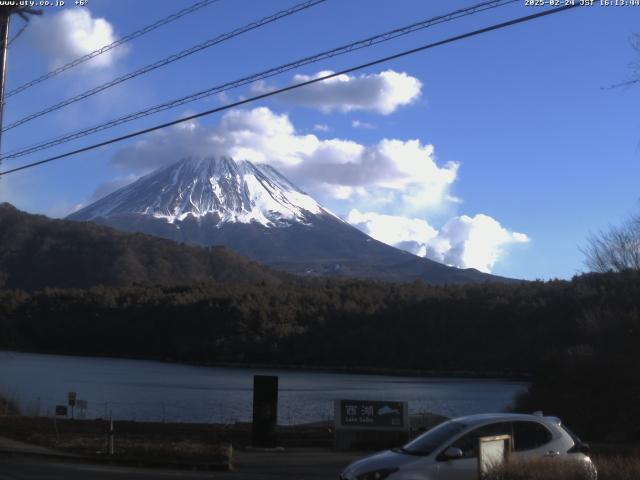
top-left (583, 211), bottom-right (640, 272)
top-left (606, 34), bottom-right (640, 89)
top-left (631, 33), bottom-right (640, 82)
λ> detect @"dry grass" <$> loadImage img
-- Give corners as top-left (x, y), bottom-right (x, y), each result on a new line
top-left (27, 432), bottom-right (230, 461)
top-left (593, 456), bottom-right (640, 480)
top-left (485, 457), bottom-right (597, 480)
top-left (114, 438), bottom-right (230, 460)
top-left (485, 456), bottom-right (640, 480)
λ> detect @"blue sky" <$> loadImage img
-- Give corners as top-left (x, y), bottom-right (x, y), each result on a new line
top-left (1, 0), bottom-right (638, 280)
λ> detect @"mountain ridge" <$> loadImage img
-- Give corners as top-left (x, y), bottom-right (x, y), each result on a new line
top-left (70, 156), bottom-right (336, 227)
top-left (69, 156), bottom-right (517, 285)
top-left (0, 202), bottom-right (284, 291)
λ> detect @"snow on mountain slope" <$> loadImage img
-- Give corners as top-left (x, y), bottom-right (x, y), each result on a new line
top-left (71, 157), bottom-right (332, 227)
top-left (69, 156), bottom-right (511, 285)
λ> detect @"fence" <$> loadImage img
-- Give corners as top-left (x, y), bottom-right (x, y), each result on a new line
top-left (4, 395), bottom-right (337, 426)
top-left (3, 396), bottom-right (453, 431)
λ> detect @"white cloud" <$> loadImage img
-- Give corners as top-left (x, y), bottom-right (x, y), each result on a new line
top-left (352, 120), bottom-right (376, 129)
top-left (348, 210), bottom-right (529, 273)
top-left (111, 107), bottom-right (319, 173)
top-left (429, 214), bottom-right (530, 272)
top-left (217, 92), bottom-right (233, 105)
top-left (347, 209), bottom-right (438, 257)
top-left (110, 122), bottom-right (209, 172)
top-left (29, 9), bottom-right (124, 69)
top-left (313, 124), bottom-right (330, 132)
top-left (111, 107), bottom-right (457, 211)
top-left (87, 174), bottom-right (140, 204)
top-left (253, 70), bottom-right (422, 115)
top-left (106, 107), bottom-right (529, 272)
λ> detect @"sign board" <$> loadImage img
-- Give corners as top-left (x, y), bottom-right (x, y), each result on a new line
top-left (67, 391), bottom-right (77, 407)
top-left (55, 405), bottom-right (68, 416)
top-left (478, 434), bottom-right (511, 478)
top-left (334, 399), bottom-right (408, 431)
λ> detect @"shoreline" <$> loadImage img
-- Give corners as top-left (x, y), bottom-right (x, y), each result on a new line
top-left (0, 348), bottom-right (531, 381)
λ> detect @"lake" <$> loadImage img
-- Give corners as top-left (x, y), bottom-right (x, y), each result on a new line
top-left (0, 351), bottom-right (528, 424)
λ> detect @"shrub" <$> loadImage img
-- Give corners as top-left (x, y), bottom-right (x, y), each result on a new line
top-left (0, 394), bottom-right (20, 415)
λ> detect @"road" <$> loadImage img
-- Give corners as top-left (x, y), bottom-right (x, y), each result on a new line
top-left (0, 456), bottom-right (216, 479)
top-left (0, 448), bottom-right (365, 480)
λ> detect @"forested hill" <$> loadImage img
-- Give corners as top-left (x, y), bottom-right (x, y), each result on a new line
top-left (1, 270), bottom-right (637, 378)
top-left (0, 237), bottom-right (639, 438)
top-left (0, 203), bottom-right (284, 290)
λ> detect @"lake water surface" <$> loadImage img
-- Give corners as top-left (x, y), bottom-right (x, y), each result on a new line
top-left (0, 351), bottom-right (528, 424)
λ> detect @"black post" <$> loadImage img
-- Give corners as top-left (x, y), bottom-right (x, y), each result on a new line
top-left (108, 415), bottom-right (115, 455)
top-left (252, 375), bottom-right (278, 447)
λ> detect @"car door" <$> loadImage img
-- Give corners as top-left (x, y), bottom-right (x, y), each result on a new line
top-left (435, 421), bottom-right (511, 480)
top-left (510, 420), bottom-right (556, 460)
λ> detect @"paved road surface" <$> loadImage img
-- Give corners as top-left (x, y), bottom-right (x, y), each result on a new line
top-left (228, 448), bottom-right (363, 479)
top-left (0, 448), bottom-right (366, 479)
top-left (0, 436), bottom-right (77, 458)
top-left (0, 456), bottom-right (217, 479)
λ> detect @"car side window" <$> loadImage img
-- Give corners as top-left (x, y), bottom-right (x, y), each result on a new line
top-left (447, 422), bottom-right (512, 460)
top-left (512, 421), bottom-right (553, 451)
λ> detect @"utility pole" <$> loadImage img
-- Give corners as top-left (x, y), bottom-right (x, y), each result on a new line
top-left (0, 7), bottom-right (12, 158)
top-left (0, 6), bottom-right (41, 163)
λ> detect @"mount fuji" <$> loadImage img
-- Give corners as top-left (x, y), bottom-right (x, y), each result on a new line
top-left (68, 157), bottom-right (509, 284)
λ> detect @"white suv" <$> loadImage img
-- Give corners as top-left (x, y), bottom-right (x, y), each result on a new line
top-left (340, 413), bottom-right (596, 480)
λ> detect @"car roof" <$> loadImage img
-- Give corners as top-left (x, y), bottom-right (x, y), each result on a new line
top-left (452, 413), bottom-right (561, 427)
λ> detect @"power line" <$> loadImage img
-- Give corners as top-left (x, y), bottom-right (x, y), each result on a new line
top-left (7, 20), bottom-right (27, 47)
top-left (0, 5), bottom-right (41, 178)
top-left (0, 0), bottom-right (517, 162)
top-left (2, 0), bottom-right (326, 133)
top-left (0, 4), bottom-right (579, 178)
top-left (0, 17), bottom-right (27, 50)
top-left (4, 0), bottom-right (223, 99)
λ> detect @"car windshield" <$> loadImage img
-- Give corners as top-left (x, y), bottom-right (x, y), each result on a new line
top-left (401, 421), bottom-right (467, 455)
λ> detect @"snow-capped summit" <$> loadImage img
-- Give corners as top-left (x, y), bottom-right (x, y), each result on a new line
top-left (69, 156), bottom-right (506, 284)
top-left (71, 157), bottom-right (332, 227)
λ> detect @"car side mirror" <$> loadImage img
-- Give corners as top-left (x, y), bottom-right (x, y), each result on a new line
top-left (580, 443), bottom-right (591, 454)
top-left (443, 447), bottom-right (464, 460)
